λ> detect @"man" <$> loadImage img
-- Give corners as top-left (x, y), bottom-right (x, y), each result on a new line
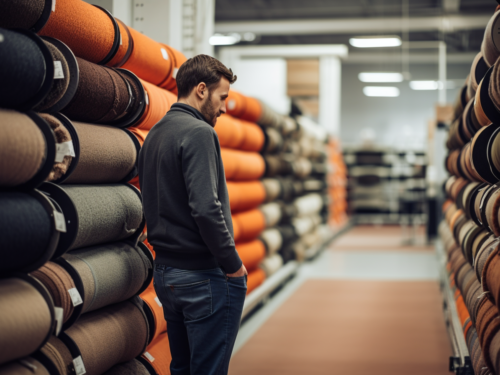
top-left (138, 54), bottom-right (247, 375)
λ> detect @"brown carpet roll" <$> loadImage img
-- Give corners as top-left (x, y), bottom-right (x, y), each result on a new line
top-left (0, 277), bottom-right (53, 366)
top-left (471, 229), bottom-right (491, 264)
top-left (482, 10), bottom-right (500, 67)
top-left (103, 359), bottom-right (150, 375)
top-left (490, 60), bottom-right (500, 114)
top-left (34, 40), bottom-right (70, 112)
top-left (482, 247), bottom-right (500, 308)
top-left (63, 242), bottom-right (151, 314)
top-left (465, 280), bottom-right (483, 324)
top-left (0, 0), bottom-right (47, 30)
top-left (39, 336), bottom-right (75, 375)
top-left (0, 109), bottom-right (46, 187)
top-left (0, 357), bottom-right (50, 375)
top-left (65, 299), bottom-right (149, 375)
top-left (38, 113), bottom-right (73, 182)
top-left (490, 130), bottom-right (500, 175)
top-left (457, 220), bottom-right (475, 248)
top-left (483, 314), bottom-right (500, 373)
top-left (31, 262), bottom-right (75, 323)
top-left (63, 122), bottom-right (137, 184)
top-left (475, 238), bottom-right (499, 282)
top-left (485, 187), bottom-right (500, 236)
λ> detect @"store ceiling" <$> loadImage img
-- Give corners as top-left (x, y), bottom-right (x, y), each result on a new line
top-left (214, 0), bottom-right (496, 55)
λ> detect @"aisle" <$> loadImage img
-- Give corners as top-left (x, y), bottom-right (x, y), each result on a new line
top-left (229, 225), bottom-right (451, 375)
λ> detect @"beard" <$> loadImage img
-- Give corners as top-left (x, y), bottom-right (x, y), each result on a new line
top-left (200, 93), bottom-right (220, 127)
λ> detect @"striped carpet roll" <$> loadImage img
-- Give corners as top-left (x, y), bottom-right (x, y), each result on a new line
top-left (140, 285), bottom-right (167, 343)
top-left (140, 333), bottom-right (171, 375)
top-left (260, 253), bottom-right (283, 277)
top-left (232, 209), bottom-right (266, 242)
top-left (236, 240), bottom-right (266, 272)
top-left (64, 241), bottom-right (152, 313)
top-left (262, 178), bottom-right (282, 202)
top-left (39, 0), bottom-right (119, 65)
top-left (227, 181), bottom-right (266, 212)
top-left (103, 359), bottom-right (151, 375)
top-left (31, 261), bottom-right (76, 323)
top-left (226, 90), bottom-right (262, 123)
top-left (63, 122), bottom-right (137, 184)
top-left (259, 228), bottom-right (283, 255)
top-left (39, 335), bottom-right (75, 375)
top-left (0, 277), bottom-right (54, 366)
top-left (133, 80), bottom-right (176, 131)
top-left (65, 298), bottom-right (149, 375)
top-left (247, 268), bottom-right (266, 295)
top-left (0, 357), bottom-right (50, 375)
top-left (221, 148), bottom-right (266, 181)
top-left (260, 202), bottom-right (282, 227)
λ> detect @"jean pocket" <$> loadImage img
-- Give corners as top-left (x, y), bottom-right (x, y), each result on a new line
top-left (168, 279), bottom-right (212, 321)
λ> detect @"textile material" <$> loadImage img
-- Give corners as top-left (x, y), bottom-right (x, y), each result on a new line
top-left (232, 209), bottom-right (266, 242)
top-left (0, 357), bottom-right (49, 375)
top-left (246, 268), bottom-right (266, 295)
top-left (39, 336), bottom-right (74, 375)
top-left (226, 181), bottom-right (266, 212)
top-left (214, 115), bottom-right (265, 152)
top-left (63, 184), bottom-right (143, 251)
top-left (0, 0), bottom-right (45, 29)
top-left (65, 299), bottom-right (149, 375)
top-left (138, 103), bottom-right (242, 274)
top-left (221, 148), bottom-right (266, 181)
top-left (236, 240), bottom-right (266, 272)
top-left (0, 110), bottom-right (45, 187)
top-left (140, 284), bottom-right (167, 343)
top-left (153, 266), bottom-right (246, 375)
top-left (133, 79), bottom-right (176, 131)
top-left (225, 91), bottom-right (262, 122)
top-left (64, 241), bottom-right (151, 313)
top-left (103, 359), bottom-right (150, 375)
top-left (63, 122), bottom-right (136, 184)
top-left (0, 278), bottom-right (53, 366)
top-left (141, 333), bottom-right (172, 375)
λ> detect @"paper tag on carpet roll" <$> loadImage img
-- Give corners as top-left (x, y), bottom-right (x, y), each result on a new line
top-left (145, 91), bottom-right (149, 105)
top-left (144, 352), bottom-right (155, 362)
top-left (55, 141), bottom-right (75, 162)
top-left (54, 211), bottom-right (67, 233)
top-left (73, 356), bottom-right (86, 375)
top-left (54, 61), bottom-right (64, 79)
top-left (68, 288), bottom-right (83, 307)
top-left (161, 48), bottom-right (169, 60)
top-left (173, 68), bottom-right (178, 79)
top-left (154, 296), bottom-right (162, 307)
top-left (52, 0), bottom-right (56, 12)
top-left (54, 306), bottom-right (63, 335)
top-left (120, 34), bottom-right (123, 45)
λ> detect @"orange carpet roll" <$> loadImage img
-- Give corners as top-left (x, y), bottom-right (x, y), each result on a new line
top-left (140, 284), bottom-right (167, 343)
top-left (232, 209), bottom-right (266, 242)
top-left (236, 240), bottom-right (266, 272)
top-left (39, 0), bottom-right (119, 64)
top-left (120, 27), bottom-right (173, 86)
top-left (214, 115), bottom-right (265, 152)
top-left (160, 44), bottom-right (187, 94)
top-left (133, 80), bottom-right (176, 131)
top-left (227, 181), bottom-right (266, 212)
top-left (247, 268), bottom-right (266, 295)
top-left (239, 119), bottom-right (265, 152)
top-left (221, 148), bottom-right (265, 181)
top-left (141, 333), bottom-right (171, 375)
top-left (107, 19), bottom-right (132, 68)
top-left (226, 91), bottom-right (262, 122)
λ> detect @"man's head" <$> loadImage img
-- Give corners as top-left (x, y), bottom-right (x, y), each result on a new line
top-left (176, 54), bottom-right (237, 127)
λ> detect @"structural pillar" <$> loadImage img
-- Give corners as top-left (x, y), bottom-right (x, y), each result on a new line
top-left (319, 55), bottom-right (341, 136)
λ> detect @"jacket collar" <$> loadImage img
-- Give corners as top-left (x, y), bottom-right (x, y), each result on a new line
top-left (170, 103), bottom-right (210, 125)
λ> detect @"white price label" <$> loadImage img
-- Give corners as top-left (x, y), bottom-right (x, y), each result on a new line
top-left (154, 296), bottom-right (162, 307)
top-left (52, 0), bottom-right (56, 12)
top-left (54, 61), bottom-right (64, 79)
top-left (145, 91), bottom-right (149, 105)
top-left (54, 306), bottom-right (64, 335)
top-left (173, 68), bottom-right (178, 79)
top-left (73, 356), bottom-right (86, 375)
top-left (54, 210), bottom-right (67, 233)
top-left (144, 351), bottom-right (155, 362)
top-left (55, 141), bottom-right (75, 162)
top-left (68, 288), bottom-right (83, 307)
top-left (161, 48), bottom-right (169, 60)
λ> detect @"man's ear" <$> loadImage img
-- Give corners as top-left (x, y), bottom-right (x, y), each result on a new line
top-left (196, 82), bottom-right (207, 100)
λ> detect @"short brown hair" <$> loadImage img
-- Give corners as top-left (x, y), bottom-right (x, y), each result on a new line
top-left (176, 54), bottom-right (237, 98)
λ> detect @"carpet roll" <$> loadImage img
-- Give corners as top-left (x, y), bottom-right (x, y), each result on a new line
top-left (467, 52), bottom-right (488, 102)
top-left (247, 268), bottom-right (266, 295)
top-left (160, 44), bottom-right (187, 93)
top-left (39, 335), bottom-right (75, 375)
top-left (260, 228), bottom-right (283, 255)
top-left (260, 253), bottom-right (283, 277)
top-left (490, 61), bottom-right (500, 116)
top-left (472, 230), bottom-right (491, 264)
top-left (475, 238), bottom-right (499, 282)
top-left (0, 277), bottom-right (54, 366)
top-left (104, 359), bottom-right (150, 375)
top-left (485, 187), bottom-right (500, 236)
top-left (62, 122), bottom-right (137, 184)
top-left (38, 113), bottom-right (73, 182)
top-left (140, 285), bottom-right (167, 343)
top-left (482, 248), bottom-right (500, 308)
top-left (226, 91), bottom-right (262, 122)
top-left (260, 202), bottom-right (282, 227)
top-left (31, 262), bottom-right (76, 323)
top-left (490, 129), bottom-right (500, 175)
top-left (140, 333), bottom-right (171, 375)
top-left (39, 0), bottom-right (119, 64)
top-left (0, 0), bottom-right (48, 30)
top-left (0, 28), bottom-right (53, 110)
top-left (227, 181), bottom-right (266, 212)
top-left (0, 191), bottom-right (58, 273)
top-left (65, 298), bottom-right (149, 375)
top-left (214, 115), bottom-right (265, 152)
top-left (120, 27), bottom-right (172, 86)
top-left (294, 193), bottom-right (324, 217)
top-left (133, 80), bottom-right (176, 131)
top-left (221, 148), bottom-right (266, 181)
top-left (0, 357), bottom-right (50, 375)
top-left (63, 241), bottom-right (152, 313)
top-left (236, 240), bottom-right (266, 271)
top-left (106, 19), bottom-right (132, 68)
top-left (232, 209), bottom-right (266, 242)
top-left (474, 78), bottom-right (494, 127)
top-left (292, 158), bottom-right (313, 179)
top-left (482, 10), bottom-right (500, 67)
top-left (127, 127), bottom-right (149, 189)
top-left (262, 178), bottom-right (282, 202)
top-left (264, 127), bottom-right (284, 154)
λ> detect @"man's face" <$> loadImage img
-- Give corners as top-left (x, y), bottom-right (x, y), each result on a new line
top-left (200, 77), bottom-right (230, 127)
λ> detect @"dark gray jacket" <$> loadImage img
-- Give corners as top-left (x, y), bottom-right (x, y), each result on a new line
top-left (138, 103), bottom-right (242, 273)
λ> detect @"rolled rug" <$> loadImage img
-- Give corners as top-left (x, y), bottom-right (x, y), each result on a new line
top-left (226, 90), bottom-right (262, 123)
top-left (260, 202), bottom-right (282, 228)
top-left (63, 242), bottom-right (152, 314)
top-left (221, 148), bottom-right (266, 181)
top-left (482, 247), bottom-right (500, 307)
top-left (259, 228), bottom-right (283, 255)
top-left (103, 359), bottom-right (151, 375)
top-left (260, 253), bottom-right (284, 277)
top-left (38, 335), bottom-right (75, 375)
top-left (106, 19), bottom-right (133, 68)
top-left (475, 237), bottom-right (499, 282)
top-left (132, 80), bottom-right (176, 131)
top-left (140, 285), bottom-right (167, 344)
top-left (139, 333), bottom-right (171, 375)
top-left (159, 44), bottom-right (187, 94)
top-left (0, 276), bottom-right (54, 366)
top-left (482, 10), bottom-right (500, 67)
top-left (65, 298), bottom-right (149, 375)
top-left (264, 127), bottom-right (284, 154)
top-left (484, 187), bottom-right (500, 236)
top-left (489, 127), bottom-right (500, 176)
top-left (0, 0), bottom-right (51, 30)
top-left (294, 193), bottom-right (324, 217)
top-left (246, 268), bottom-right (266, 295)
top-left (214, 115), bottom-right (244, 149)
top-left (482, 313), bottom-right (500, 373)
top-left (227, 181), bottom-right (266, 212)
top-left (258, 101), bottom-right (283, 129)
top-left (232, 209), bottom-right (266, 242)
top-left (236, 240), bottom-right (266, 272)
top-left (467, 52), bottom-right (489, 101)
top-left (0, 357), bottom-right (50, 375)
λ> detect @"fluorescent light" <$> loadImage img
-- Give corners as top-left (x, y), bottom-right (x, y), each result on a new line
top-left (209, 33), bottom-right (241, 46)
top-left (358, 72), bottom-right (404, 83)
top-left (243, 32), bottom-right (256, 42)
top-left (409, 81), bottom-right (439, 90)
top-left (350, 36), bottom-right (402, 48)
top-left (363, 86), bottom-right (400, 97)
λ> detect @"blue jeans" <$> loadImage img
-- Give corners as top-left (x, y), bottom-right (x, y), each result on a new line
top-left (153, 264), bottom-right (247, 375)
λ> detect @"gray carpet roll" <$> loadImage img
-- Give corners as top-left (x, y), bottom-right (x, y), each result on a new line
top-left (102, 359), bottom-right (150, 375)
top-left (64, 184), bottom-right (143, 251)
top-left (63, 242), bottom-right (151, 313)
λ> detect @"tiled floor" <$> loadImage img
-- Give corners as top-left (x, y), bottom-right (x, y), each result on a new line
top-left (230, 225), bottom-right (450, 375)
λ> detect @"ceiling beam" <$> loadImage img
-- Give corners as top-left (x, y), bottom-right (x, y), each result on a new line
top-left (344, 51), bottom-right (476, 64)
top-left (443, 0), bottom-right (461, 13)
top-left (215, 14), bottom-right (489, 35)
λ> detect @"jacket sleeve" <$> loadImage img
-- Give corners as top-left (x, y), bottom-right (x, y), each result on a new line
top-left (181, 126), bottom-right (242, 273)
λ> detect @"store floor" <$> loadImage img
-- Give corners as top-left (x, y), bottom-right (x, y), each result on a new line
top-left (229, 225), bottom-right (451, 375)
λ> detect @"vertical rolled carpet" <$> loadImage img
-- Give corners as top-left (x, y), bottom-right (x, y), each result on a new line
top-left (103, 359), bottom-right (151, 375)
top-left (62, 122), bottom-right (138, 184)
top-left (0, 357), bottom-right (50, 375)
top-left (0, 277), bottom-right (54, 366)
top-left (63, 242), bottom-right (152, 313)
top-left (65, 298), bottom-right (149, 375)
top-left (221, 148), bottom-right (266, 181)
top-left (246, 268), bottom-right (266, 295)
top-left (227, 181), bottom-right (266, 212)
top-left (140, 333), bottom-right (172, 375)
top-left (236, 240), bottom-right (266, 272)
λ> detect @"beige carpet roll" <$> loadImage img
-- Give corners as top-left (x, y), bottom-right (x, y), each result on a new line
top-left (0, 357), bottom-right (49, 375)
top-left (485, 187), bottom-right (500, 236)
top-left (260, 253), bottom-right (283, 277)
top-left (0, 277), bottom-right (53, 366)
top-left (262, 178), bottom-right (281, 202)
top-left (482, 10), bottom-right (500, 67)
top-left (39, 336), bottom-right (75, 375)
top-left (260, 202), bottom-right (282, 227)
top-left (294, 193), bottom-right (323, 217)
top-left (259, 228), bottom-right (283, 255)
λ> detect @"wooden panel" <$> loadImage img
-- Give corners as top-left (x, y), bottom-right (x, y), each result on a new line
top-left (287, 59), bottom-right (319, 97)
